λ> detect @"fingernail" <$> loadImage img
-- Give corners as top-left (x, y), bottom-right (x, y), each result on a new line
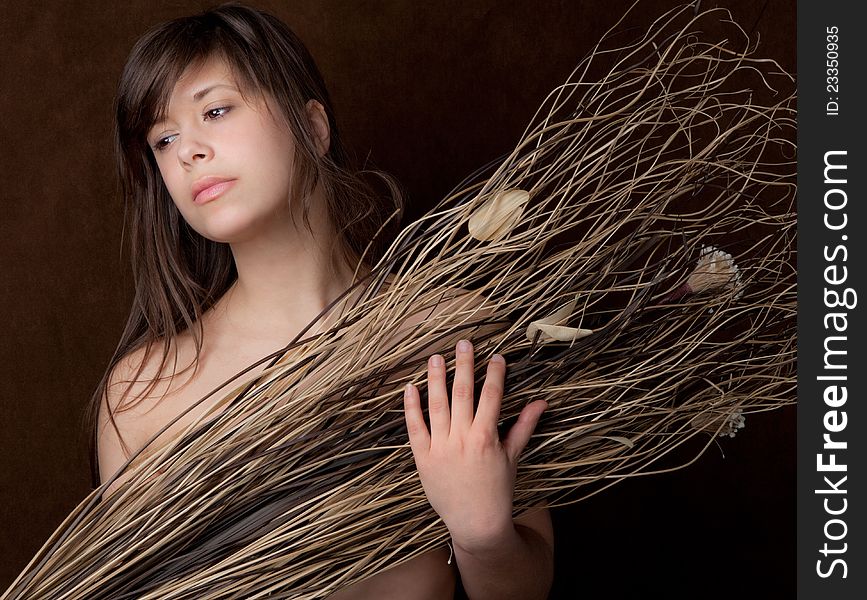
top-left (404, 383), bottom-right (413, 397)
top-left (457, 339), bottom-right (471, 353)
top-left (431, 354), bottom-right (444, 367)
top-left (491, 354), bottom-right (505, 364)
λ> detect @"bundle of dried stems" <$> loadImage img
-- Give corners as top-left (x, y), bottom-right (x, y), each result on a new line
top-left (3, 3), bottom-right (795, 599)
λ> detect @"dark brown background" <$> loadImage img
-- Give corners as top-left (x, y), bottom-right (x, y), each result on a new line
top-left (0, 1), bottom-right (795, 597)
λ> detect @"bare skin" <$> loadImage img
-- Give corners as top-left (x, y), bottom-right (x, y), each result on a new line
top-left (97, 277), bottom-right (461, 599)
top-left (98, 54), bottom-right (553, 598)
top-left (98, 282), bottom-right (552, 599)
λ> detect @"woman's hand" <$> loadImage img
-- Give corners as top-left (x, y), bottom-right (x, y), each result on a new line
top-left (402, 339), bottom-right (548, 553)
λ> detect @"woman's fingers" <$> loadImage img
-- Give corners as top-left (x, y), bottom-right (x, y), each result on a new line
top-left (403, 383), bottom-right (431, 456)
top-left (502, 400), bottom-right (548, 464)
top-left (426, 353), bottom-right (451, 441)
top-left (450, 340), bottom-right (477, 433)
top-left (407, 341), bottom-right (547, 468)
top-left (474, 353), bottom-right (506, 432)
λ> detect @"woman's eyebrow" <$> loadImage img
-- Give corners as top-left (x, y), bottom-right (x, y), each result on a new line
top-left (191, 83), bottom-right (239, 102)
top-left (150, 84), bottom-right (240, 132)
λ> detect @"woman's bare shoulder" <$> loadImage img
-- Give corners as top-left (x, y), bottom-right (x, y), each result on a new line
top-left (103, 336), bottom-right (193, 412)
top-left (96, 336), bottom-right (194, 491)
top-left (96, 345), bottom-right (157, 480)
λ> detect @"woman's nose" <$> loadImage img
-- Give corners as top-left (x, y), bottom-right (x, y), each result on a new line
top-left (177, 132), bottom-right (214, 165)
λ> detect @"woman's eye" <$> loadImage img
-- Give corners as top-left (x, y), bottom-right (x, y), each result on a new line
top-left (153, 135), bottom-right (175, 151)
top-left (205, 106), bottom-right (231, 120)
top-left (151, 106), bottom-right (231, 152)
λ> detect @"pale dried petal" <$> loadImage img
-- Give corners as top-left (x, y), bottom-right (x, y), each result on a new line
top-left (531, 323), bottom-right (595, 342)
top-left (526, 296), bottom-right (594, 342)
top-left (468, 188), bottom-right (531, 242)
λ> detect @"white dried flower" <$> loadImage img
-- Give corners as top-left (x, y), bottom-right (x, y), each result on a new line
top-left (686, 245), bottom-right (744, 299)
top-left (719, 408), bottom-right (746, 438)
top-left (689, 407), bottom-right (746, 438)
top-left (468, 188), bottom-right (531, 242)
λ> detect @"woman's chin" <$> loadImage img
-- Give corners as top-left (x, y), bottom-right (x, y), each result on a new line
top-left (201, 221), bottom-right (284, 245)
top-left (183, 202), bottom-right (296, 245)
top-left (187, 210), bottom-right (265, 244)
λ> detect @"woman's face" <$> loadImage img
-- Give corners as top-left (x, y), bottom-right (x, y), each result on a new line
top-left (147, 56), bottom-right (297, 243)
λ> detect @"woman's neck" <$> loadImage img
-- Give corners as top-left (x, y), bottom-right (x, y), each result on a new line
top-left (209, 196), bottom-right (360, 345)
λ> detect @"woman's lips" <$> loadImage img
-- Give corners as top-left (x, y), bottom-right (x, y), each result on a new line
top-left (194, 179), bottom-right (237, 205)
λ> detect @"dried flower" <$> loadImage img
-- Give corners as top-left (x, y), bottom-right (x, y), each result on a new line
top-left (686, 246), bottom-right (744, 299)
top-left (526, 296), bottom-right (594, 343)
top-left (662, 245), bottom-right (744, 303)
top-left (690, 407), bottom-right (746, 438)
top-left (721, 409), bottom-right (746, 438)
top-left (468, 188), bottom-right (531, 242)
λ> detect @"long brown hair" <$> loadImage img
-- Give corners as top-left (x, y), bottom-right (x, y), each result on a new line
top-left (83, 1), bottom-right (405, 488)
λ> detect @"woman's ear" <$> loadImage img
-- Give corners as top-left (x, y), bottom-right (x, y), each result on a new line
top-left (306, 99), bottom-right (330, 157)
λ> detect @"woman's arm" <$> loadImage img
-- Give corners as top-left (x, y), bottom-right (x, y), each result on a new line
top-left (403, 338), bottom-right (553, 600)
top-left (453, 502), bottom-right (554, 600)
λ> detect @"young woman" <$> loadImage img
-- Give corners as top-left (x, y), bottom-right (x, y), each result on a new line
top-left (86, 3), bottom-right (554, 598)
